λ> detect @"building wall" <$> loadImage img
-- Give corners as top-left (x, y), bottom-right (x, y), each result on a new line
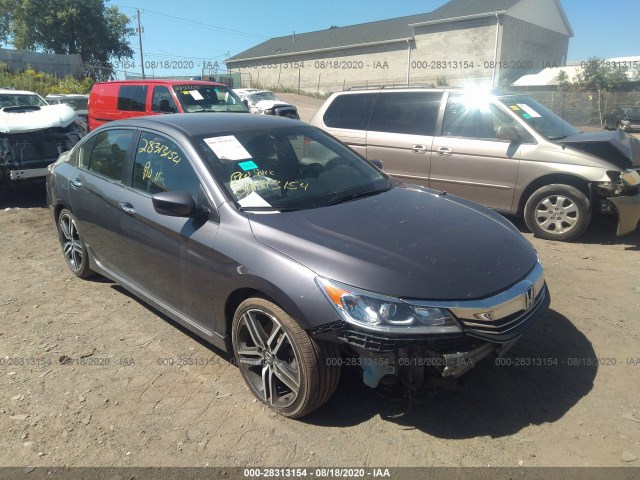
top-left (410, 17), bottom-right (499, 86)
top-left (229, 41), bottom-right (410, 94)
top-left (498, 16), bottom-right (570, 85)
top-left (0, 48), bottom-right (83, 77)
top-left (227, 16), bottom-right (570, 95)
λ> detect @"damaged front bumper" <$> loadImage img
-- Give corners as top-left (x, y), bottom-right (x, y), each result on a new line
top-left (312, 280), bottom-right (551, 389)
top-left (607, 170), bottom-right (640, 236)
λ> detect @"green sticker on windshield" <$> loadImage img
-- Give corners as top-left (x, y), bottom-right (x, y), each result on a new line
top-left (239, 160), bottom-right (258, 171)
top-left (522, 113), bottom-right (532, 119)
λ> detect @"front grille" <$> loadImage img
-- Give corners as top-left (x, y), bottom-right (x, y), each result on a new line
top-left (460, 285), bottom-right (549, 342)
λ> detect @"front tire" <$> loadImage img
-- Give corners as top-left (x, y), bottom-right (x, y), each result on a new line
top-left (57, 209), bottom-right (95, 278)
top-left (523, 184), bottom-right (591, 241)
top-left (232, 297), bottom-right (341, 418)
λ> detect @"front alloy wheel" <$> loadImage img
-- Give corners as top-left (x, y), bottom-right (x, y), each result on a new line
top-left (524, 184), bottom-right (591, 241)
top-left (232, 298), bottom-right (340, 418)
top-left (57, 209), bottom-right (94, 278)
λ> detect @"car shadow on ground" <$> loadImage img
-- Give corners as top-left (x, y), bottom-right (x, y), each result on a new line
top-left (304, 309), bottom-right (597, 439)
top-left (0, 182), bottom-right (48, 209)
top-left (109, 283), bottom-right (596, 438)
top-left (508, 214), bottom-right (640, 250)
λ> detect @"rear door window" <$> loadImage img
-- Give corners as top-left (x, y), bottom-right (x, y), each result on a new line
top-left (323, 93), bottom-right (376, 130)
top-left (117, 85), bottom-right (148, 112)
top-left (368, 92), bottom-right (443, 136)
top-left (86, 129), bottom-right (135, 181)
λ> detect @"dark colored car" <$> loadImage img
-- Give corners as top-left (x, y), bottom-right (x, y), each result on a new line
top-left (47, 113), bottom-right (550, 418)
top-left (604, 106), bottom-right (640, 132)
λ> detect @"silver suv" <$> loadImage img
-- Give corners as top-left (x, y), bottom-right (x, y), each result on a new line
top-left (310, 86), bottom-right (640, 241)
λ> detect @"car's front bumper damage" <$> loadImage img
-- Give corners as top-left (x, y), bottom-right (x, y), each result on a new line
top-left (597, 169), bottom-right (640, 236)
top-left (312, 275), bottom-right (551, 390)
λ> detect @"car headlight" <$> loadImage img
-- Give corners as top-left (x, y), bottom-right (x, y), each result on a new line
top-left (316, 277), bottom-right (462, 334)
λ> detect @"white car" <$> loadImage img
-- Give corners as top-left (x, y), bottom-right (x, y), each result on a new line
top-left (234, 89), bottom-right (299, 119)
top-left (0, 88), bottom-right (84, 181)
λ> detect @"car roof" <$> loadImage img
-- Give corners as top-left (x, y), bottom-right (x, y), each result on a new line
top-left (101, 112), bottom-right (305, 138)
top-left (93, 79), bottom-right (227, 87)
top-left (0, 88), bottom-right (39, 95)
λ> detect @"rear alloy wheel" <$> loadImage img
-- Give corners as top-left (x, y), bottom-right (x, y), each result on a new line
top-left (57, 209), bottom-right (94, 278)
top-left (232, 298), bottom-right (340, 418)
top-left (524, 184), bottom-right (591, 241)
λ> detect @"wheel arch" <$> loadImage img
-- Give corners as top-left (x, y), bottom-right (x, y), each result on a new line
top-left (518, 173), bottom-right (592, 216)
top-left (222, 286), bottom-right (311, 352)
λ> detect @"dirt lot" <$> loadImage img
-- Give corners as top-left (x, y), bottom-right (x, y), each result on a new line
top-left (0, 97), bottom-right (639, 470)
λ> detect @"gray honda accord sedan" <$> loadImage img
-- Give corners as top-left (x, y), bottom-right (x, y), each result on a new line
top-left (47, 113), bottom-right (550, 418)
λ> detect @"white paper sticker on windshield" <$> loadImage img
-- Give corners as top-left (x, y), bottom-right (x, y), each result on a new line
top-left (188, 89), bottom-right (204, 101)
top-left (204, 135), bottom-right (251, 160)
top-left (238, 191), bottom-right (272, 208)
top-left (516, 103), bottom-right (542, 118)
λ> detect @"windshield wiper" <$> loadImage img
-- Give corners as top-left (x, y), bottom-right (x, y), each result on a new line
top-left (322, 186), bottom-right (390, 207)
top-left (239, 206), bottom-right (300, 212)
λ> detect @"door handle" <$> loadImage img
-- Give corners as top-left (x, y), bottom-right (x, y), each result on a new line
top-left (411, 144), bottom-right (428, 153)
top-left (118, 202), bottom-right (136, 215)
top-left (436, 147), bottom-right (453, 156)
top-left (69, 178), bottom-right (82, 189)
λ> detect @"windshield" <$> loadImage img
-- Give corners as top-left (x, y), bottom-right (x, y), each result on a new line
top-left (0, 93), bottom-right (47, 108)
top-left (59, 97), bottom-right (88, 110)
top-left (498, 95), bottom-right (578, 139)
top-left (622, 107), bottom-right (640, 117)
top-left (172, 85), bottom-right (249, 113)
top-left (195, 126), bottom-right (390, 211)
top-left (248, 92), bottom-right (279, 103)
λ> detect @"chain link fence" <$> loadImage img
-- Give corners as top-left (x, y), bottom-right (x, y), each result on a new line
top-left (510, 88), bottom-right (640, 128)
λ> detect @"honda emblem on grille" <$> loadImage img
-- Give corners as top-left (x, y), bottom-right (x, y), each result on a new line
top-left (522, 286), bottom-right (535, 310)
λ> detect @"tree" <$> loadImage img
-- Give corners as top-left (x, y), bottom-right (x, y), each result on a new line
top-left (574, 56), bottom-right (628, 91)
top-left (574, 56), bottom-right (629, 126)
top-left (5, 0), bottom-right (134, 77)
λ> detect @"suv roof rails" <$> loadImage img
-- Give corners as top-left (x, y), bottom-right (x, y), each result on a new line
top-left (344, 83), bottom-right (435, 91)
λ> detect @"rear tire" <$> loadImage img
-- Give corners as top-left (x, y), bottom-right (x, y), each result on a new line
top-left (232, 297), bottom-right (341, 418)
top-left (524, 184), bottom-right (591, 241)
top-left (57, 209), bottom-right (95, 278)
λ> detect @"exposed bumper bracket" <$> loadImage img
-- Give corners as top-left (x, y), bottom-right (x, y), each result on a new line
top-left (442, 342), bottom-right (496, 378)
top-left (9, 167), bottom-right (49, 180)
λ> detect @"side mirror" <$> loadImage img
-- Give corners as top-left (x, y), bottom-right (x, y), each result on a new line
top-left (152, 191), bottom-right (205, 218)
top-left (242, 99), bottom-right (249, 107)
top-left (496, 126), bottom-right (522, 143)
top-left (369, 159), bottom-right (383, 170)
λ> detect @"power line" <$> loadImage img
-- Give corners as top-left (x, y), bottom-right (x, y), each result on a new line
top-left (113, 5), bottom-right (269, 39)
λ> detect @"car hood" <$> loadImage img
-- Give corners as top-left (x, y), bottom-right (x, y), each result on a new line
top-left (558, 130), bottom-right (640, 169)
top-left (0, 103), bottom-right (77, 134)
top-left (248, 185), bottom-right (537, 300)
top-left (253, 100), bottom-right (296, 110)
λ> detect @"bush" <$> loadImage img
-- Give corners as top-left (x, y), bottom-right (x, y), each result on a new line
top-left (0, 66), bottom-right (94, 95)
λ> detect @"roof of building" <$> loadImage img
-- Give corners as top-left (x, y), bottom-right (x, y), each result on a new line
top-left (227, 0), bottom-right (524, 63)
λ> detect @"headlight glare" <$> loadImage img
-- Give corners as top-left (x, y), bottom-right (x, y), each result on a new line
top-left (316, 277), bottom-right (461, 334)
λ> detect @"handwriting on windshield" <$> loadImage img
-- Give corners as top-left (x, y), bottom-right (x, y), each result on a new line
top-left (138, 139), bottom-right (181, 164)
top-left (230, 170), bottom-right (309, 191)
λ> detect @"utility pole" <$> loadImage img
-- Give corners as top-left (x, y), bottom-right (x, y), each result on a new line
top-left (136, 10), bottom-right (145, 79)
